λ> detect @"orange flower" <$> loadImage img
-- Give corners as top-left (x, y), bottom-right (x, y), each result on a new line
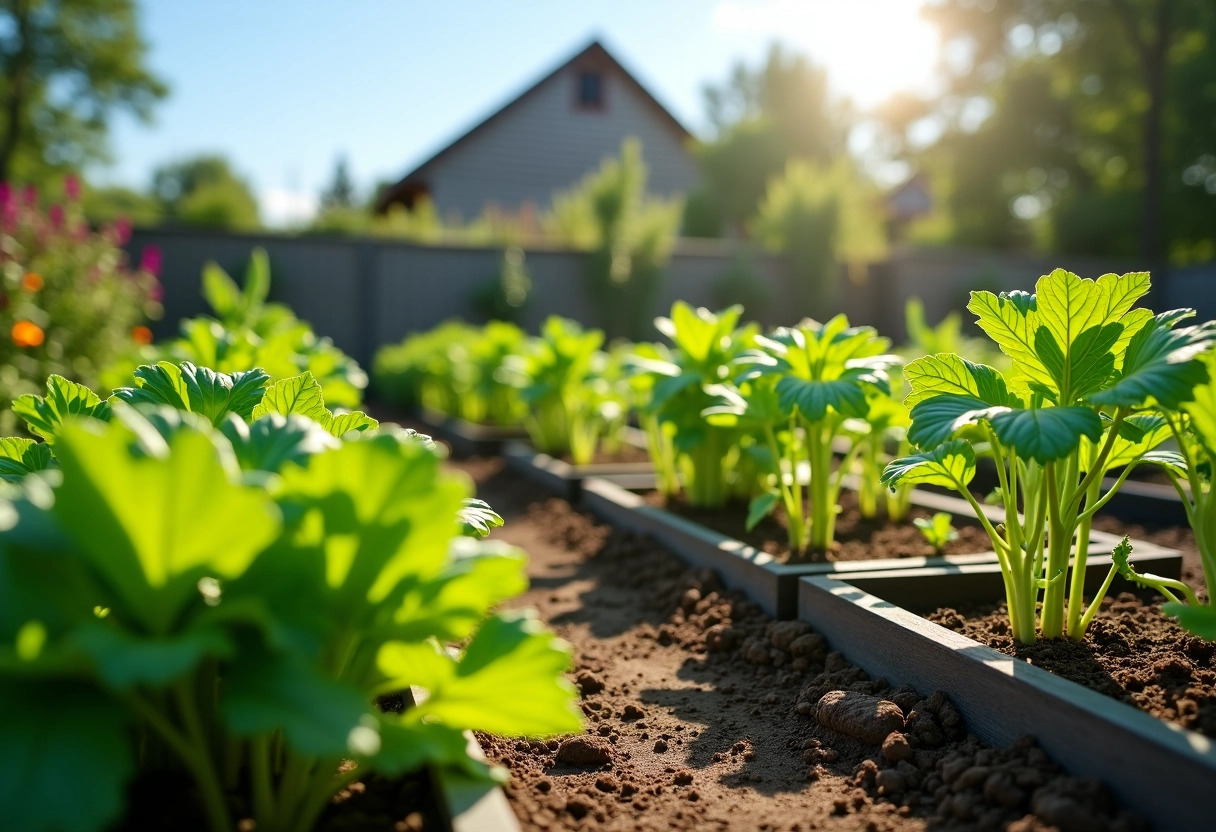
top-left (131, 325), bottom-right (153, 345)
top-left (11, 321), bottom-right (44, 348)
top-left (21, 272), bottom-right (42, 292)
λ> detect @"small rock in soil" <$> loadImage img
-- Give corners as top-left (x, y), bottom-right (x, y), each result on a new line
top-left (574, 670), bottom-right (605, 696)
top-left (816, 690), bottom-right (906, 744)
top-left (556, 736), bottom-right (611, 767)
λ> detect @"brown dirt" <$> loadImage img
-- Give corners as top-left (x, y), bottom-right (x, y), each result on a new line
top-left (466, 458), bottom-right (1145, 832)
top-left (641, 489), bottom-right (993, 564)
top-left (927, 592), bottom-right (1216, 740)
top-left (558, 443), bottom-right (653, 466)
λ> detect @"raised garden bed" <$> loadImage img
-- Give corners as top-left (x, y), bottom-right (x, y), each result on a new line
top-left (415, 407), bottom-right (529, 457)
top-left (467, 459), bottom-right (1147, 832)
top-left (503, 428), bottom-right (654, 501)
top-left (796, 573), bottom-right (1214, 831)
top-left (580, 475), bottom-right (1182, 619)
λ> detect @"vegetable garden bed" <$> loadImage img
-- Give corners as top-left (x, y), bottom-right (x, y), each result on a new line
top-left (469, 459), bottom-right (1148, 831)
top-left (502, 427), bottom-right (654, 501)
top-left (796, 574), bottom-right (1215, 831)
top-left (579, 476), bottom-right (1181, 619)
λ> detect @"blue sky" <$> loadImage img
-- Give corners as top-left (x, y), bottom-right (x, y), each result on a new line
top-left (100, 0), bottom-right (940, 224)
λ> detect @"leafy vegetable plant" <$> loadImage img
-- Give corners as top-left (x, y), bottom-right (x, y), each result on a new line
top-left (914, 512), bottom-right (958, 554)
top-left (883, 269), bottom-right (1216, 642)
top-left (0, 393), bottom-right (576, 832)
top-left (710, 314), bottom-right (897, 556)
top-left (628, 302), bottom-right (760, 506)
top-left (503, 316), bottom-right (624, 465)
top-left (103, 249), bottom-right (367, 408)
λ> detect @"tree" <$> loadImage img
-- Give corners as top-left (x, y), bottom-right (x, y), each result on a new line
top-left (320, 154), bottom-right (356, 211)
top-left (152, 155), bottom-right (260, 230)
top-left (0, 0), bottom-right (167, 183)
top-left (81, 183), bottom-right (160, 226)
top-left (892, 0), bottom-right (1216, 262)
top-left (694, 44), bottom-right (853, 231)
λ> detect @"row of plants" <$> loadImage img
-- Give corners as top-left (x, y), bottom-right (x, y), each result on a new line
top-left (0, 241), bottom-right (581, 830)
top-left (376, 270), bottom-right (1216, 650)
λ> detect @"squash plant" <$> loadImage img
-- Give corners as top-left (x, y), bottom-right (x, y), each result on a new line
top-left (0, 387), bottom-right (577, 832)
top-left (710, 314), bottom-right (897, 556)
top-left (883, 270), bottom-right (1216, 643)
top-left (627, 302), bottom-right (761, 507)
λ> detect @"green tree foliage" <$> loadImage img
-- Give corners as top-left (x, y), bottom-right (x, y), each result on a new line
top-left (152, 155), bottom-right (260, 230)
top-left (320, 154), bottom-right (356, 211)
top-left (695, 45), bottom-right (852, 231)
top-left (80, 184), bottom-right (161, 226)
top-left (0, 0), bottom-right (167, 184)
top-left (753, 159), bottom-right (886, 313)
top-left (546, 139), bottom-right (683, 340)
top-left (893, 0), bottom-right (1216, 261)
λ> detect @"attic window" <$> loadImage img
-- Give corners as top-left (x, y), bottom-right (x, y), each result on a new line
top-left (577, 71), bottom-right (604, 110)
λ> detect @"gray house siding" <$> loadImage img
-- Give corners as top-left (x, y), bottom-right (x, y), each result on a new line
top-left (383, 42), bottom-right (700, 221)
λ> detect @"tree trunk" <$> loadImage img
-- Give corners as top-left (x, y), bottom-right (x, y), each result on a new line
top-left (0, 0), bottom-right (34, 183)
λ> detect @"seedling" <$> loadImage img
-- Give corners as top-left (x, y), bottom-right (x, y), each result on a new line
top-left (914, 512), bottom-right (958, 553)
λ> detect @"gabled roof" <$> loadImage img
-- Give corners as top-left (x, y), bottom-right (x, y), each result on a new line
top-left (376, 39), bottom-right (693, 212)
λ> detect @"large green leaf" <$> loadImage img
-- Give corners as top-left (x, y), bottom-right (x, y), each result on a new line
top-left (223, 641), bottom-right (373, 756)
top-left (1089, 313), bottom-right (1216, 409)
top-left (903, 354), bottom-right (1018, 410)
top-left (52, 415), bottom-right (281, 634)
top-left (251, 372), bottom-right (328, 422)
top-left (71, 622), bottom-right (232, 690)
top-left (112, 362), bottom-right (271, 425)
top-left (881, 439), bottom-right (976, 490)
top-left (274, 435), bottom-right (470, 618)
top-left (0, 680), bottom-right (132, 832)
top-left (0, 438), bottom-right (54, 483)
top-left (323, 410), bottom-right (378, 438)
top-left (202, 261), bottom-right (243, 320)
top-left (988, 406), bottom-right (1103, 464)
top-left (1085, 413), bottom-right (1173, 473)
top-left (11, 376), bottom-right (111, 444)
top-left (221, 413), bottom-right (340, 473)
top-left (382, 610), bottom-right (581, 738)
top-left (1183, 349), bottom-right (1216, 455)
top-left (1163, 603), bottom-right (1216, 640)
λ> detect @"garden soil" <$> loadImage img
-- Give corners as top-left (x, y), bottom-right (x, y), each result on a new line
top-left (642, 489), bottom-right (993, 563)
top-left (466, 458), bottom-right (1146, 832)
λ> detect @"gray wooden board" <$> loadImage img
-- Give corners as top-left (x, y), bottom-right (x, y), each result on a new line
top-left (407, 686), bottom-right (521, 832)
top-left (581, 477), bottom-right (1181, 621)
top-left (502, 432), bottom-right (655, 501)
top-left (796, 576), bottom-right (1215, 831)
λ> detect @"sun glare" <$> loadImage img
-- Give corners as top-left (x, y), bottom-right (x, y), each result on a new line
top-left (713, 0), bottom-right (941, 108)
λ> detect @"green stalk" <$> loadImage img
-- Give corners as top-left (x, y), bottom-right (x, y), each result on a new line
top-left (1066, 471), bottom-right (1104, 639)
top-left (806, 420), bottom-right (836, 553)
top-left (1042, 455), bottom-right (1080, 640)
top-left (251, 734), bottom-right (275, 824)
top-left (857, 437), bottom-right (879, 519)
top-left (290, 762), bottom-right (362, 832)
top-left (764, 425), bottom-right (804, 554)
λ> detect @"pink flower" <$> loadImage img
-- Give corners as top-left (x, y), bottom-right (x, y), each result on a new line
top-left (139, 245), bottom-right (161, 277)
top-left (21, 185), bottom-right (36, 207)
top-left (64, 174), bottom-right (81, 201)
top-left (48, 204), bottom-right (64, 229)
top-left (149, 282), bottom-right (164, 302)
top-left (0, 183), bottom-right (10, 207)
top-left (113, 217), bottom-right (132, 245)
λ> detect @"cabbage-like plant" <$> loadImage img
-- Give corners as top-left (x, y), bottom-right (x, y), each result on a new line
top-left (503, 317), bottom-right (621, 464)
top-left (628, 302), bottom-right (760, 507)
top-left (103, 249), bottom-right (367, 408)
top-left (712, 314), bottom-right (897, 556)
top-left (883, 270), bottom-right (1216, 642)
top-left (0, 399), bottom-right (576, 832)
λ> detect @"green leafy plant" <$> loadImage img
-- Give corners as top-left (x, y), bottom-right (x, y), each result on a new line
top-left (503, 317), bottom-right (623, 465)
top-left (914, 512), bottom-right (958, 553)
top-left (0, 408), bottom-right (578, 832)
top-left (883, 269), bottom-right (1216, 642)
top-left (713, 314), bottom-right (897, 556)
top-left (845, 388), bottom-right (914, 522)
top-left (0, 180), bottom-right (161, 433)
top-left (372, 320), bottom-right (525, 426)
top-left (628, 302), bottom-right (761, 506)
top-left (103, 249), bottom-right (367, 409)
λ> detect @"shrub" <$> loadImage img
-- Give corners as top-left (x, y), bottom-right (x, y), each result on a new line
top-left (0, 180), bottom-right (161, 432)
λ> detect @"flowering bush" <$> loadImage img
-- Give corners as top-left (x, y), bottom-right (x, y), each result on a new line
top-left (0, 178), bottom-right (161, 432)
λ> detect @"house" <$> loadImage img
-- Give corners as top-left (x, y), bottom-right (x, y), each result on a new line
top-left (376, 40), bottom-right (699, 220)
top-left (884, 173), bottom-right (933, 241)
